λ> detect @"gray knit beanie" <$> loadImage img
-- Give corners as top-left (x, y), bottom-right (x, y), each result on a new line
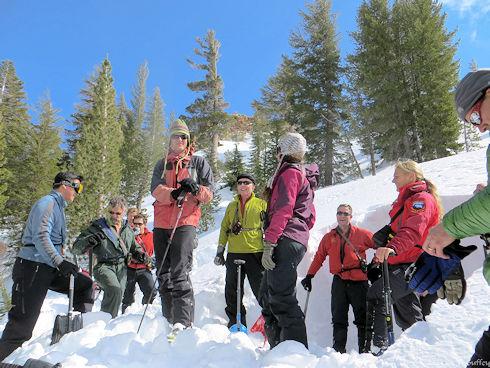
top-left (455, 69), bottom-right (490, 121)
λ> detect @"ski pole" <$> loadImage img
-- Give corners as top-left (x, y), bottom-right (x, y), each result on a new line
top-left (382, 260), bottom-right (395, 346)
top-left (137, 193), bottom-right (187, 334)
top-left (303, 290), bottom-right (311, 318)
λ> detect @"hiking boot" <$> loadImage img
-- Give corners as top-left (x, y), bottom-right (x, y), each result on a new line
top-left (371, 344), bottom-right (388, 356)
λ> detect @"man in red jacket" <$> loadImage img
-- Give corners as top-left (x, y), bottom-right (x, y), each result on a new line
top-left (122, 213), bottom-right (156, 313)
top-left (301, 204), bottom-right (375, 353)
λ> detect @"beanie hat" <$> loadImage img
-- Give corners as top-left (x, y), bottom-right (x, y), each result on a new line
top-left (278, 132), bottom-right (307, 159)
top-left (237, 173), bottom-right (255, 185)
top-left (455, 69), bottom-right (490, 121)
top-left (169, 119), bottom-right (190, 140)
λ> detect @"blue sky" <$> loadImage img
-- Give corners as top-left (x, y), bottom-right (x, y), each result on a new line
top-left (2, 0), bottom-right (489, 125)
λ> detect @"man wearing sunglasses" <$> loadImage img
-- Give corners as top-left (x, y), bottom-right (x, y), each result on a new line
top-left (0, 171), bottom-right (94, 362)
top-left (215, 173), bottom-right (267, 329)
top-left (122, 213), bottom-right (156, 313)
top-left (420, 69), bottom-right (490, 366)
top-left (300, 204), bottom-right (375, 353)
top-left (151, 119), bottom-right (214, 332)
top-left (72, 196), bottom-right (146, 318)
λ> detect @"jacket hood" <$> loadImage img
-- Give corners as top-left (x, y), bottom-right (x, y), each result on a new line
top-left (305, 163), bottom-right (319, 189)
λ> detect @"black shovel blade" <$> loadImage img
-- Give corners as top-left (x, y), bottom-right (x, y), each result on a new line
top-left (50, 312), bottom-right (83, 345)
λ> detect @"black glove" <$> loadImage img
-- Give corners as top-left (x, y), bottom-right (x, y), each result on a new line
top-left (171, 187), bottom-right (185, 200)
top-left (179, 178), bottom-right (200, 196)
top-left (367, 260), bottom-right (382, 283)
top-left (214, 246), bottom-right (225, 266)
top-left (133, 251), bottom-right (152, 266)
top-left (88, 232), bottom-right (105, 247)
top-left (437, 263), bottom-right (466, 305)
top-left (57, 260), bottom-right (79, 277)
top-left (301, 274), bottom-right (314, 292)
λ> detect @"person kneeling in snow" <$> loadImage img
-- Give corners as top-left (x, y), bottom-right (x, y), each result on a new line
top-left (0, 172), bottom-right (94, 362)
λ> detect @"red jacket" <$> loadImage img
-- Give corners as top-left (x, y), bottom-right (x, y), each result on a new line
top-left (129, 227), bottom-right (154, 270)
top-left (307, 225), bottom-right (374, 281)
top-left (151, 147), bottom-right (214, 229)
top-left (387, 181), bottom-right (440, 264)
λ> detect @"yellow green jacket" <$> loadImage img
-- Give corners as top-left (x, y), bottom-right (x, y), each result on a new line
top-left (219, 193), bottom-right (267, 253)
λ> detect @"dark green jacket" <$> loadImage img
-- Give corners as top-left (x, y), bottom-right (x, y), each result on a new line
top-left (443, 144), bottom-right (490, 285)
top-left (72, 218), bottom-right (142, 263)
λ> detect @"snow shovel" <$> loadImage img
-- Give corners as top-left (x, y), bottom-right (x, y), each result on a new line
top-left (50, 274), bottom-right (83, 345)
top-left (229, 259), bottom-right (247, 333)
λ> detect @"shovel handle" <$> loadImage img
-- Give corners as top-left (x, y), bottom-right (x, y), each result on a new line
top-left (68, 274), bottom-right (74, 316)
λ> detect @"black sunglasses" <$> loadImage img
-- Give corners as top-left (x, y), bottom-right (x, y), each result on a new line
top-left (336, 211), bottom-right (351, 216)
top-left (237, 180), bottom-right (253, 186)
top-left (171, 134), bottom-right (187, 140)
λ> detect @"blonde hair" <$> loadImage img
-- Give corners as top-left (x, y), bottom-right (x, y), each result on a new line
top-left (395, 160), bottom-right (444, 218)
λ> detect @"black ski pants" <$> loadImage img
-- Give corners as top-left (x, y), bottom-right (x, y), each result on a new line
top-left (122, 267), bottom-right (157, 312)
top-left (366, 263), bottom-right (423, 347)
top-left (467, 326), bottom-right (490, 367)
top-left (154, 225), bottom-right (195, 327)
top-left (224, 252), bottom-right (264, 328)
top-left (331, 275), bottom-right (369, 353)
top-left (258, 236), bottom-right (308, 349)
top-left (0, 258), bottom-right (94, 362)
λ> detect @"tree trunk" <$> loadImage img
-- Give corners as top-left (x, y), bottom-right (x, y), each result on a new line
top-left (212, 131), bottom-right (219, 179)
top-left (348, 139), bottom-right (364, 179)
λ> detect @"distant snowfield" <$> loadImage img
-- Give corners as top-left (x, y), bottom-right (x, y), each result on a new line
top-left (1, 137), bottom-right (490, 367)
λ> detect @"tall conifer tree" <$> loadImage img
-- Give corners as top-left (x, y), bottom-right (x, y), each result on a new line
top-left (185, 29), bottom-right (230, 178)
top-left (68, 58), bottom-right (123, 237)
top-left (121, 62), bottom-right (149, 208)
top-left (282, 0), bottom-right (344, 186)
top-left (0, 60), bottom-right (31, 226)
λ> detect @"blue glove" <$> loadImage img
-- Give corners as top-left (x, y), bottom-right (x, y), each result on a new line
top-left (408, 240), bottom-right (476, 294)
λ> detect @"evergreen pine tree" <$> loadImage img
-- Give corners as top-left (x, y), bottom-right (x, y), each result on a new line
top-left (143, 87), bottom-right (167, 200)
top-left (348, 0), bottom-right (460, 162)
top-left (0, 111), bottom-right (10, 215)
top-left (223, 144), bottom-right (245, 189)
top-left (185, 29), bottom-right (231, 179)
top-left (27, 91), bottom-right (63, 202)
top-left (68, 58), bottom-right (123, 238)
top-left (120, 62), bottom-right (149, 208)
top-left (281, 0), bottom-right (345, 186)
top-left (0, 60), bottom-right (31, 228)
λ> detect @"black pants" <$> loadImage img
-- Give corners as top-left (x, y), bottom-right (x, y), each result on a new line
top-left (0, 258), bottom-right (94, 361)
top-left (366, 263), bottom-right (423, 347)
top-left (225, 252), bottom-right (264, 328)
top-left (467, 326), bottom-right (490, 367)
top-left (331, 275), bottom-right (369, 353)
top-left (121, 267), bottom-right (157, 312)
top-left (154, 225), bottom-right (195, 327)
top-left (258, 237), bottom-right (307, 349)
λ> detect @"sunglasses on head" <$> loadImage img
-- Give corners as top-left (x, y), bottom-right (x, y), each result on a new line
top-left (237, 180), bottom-right (252, 186)
top-left (336, 211), bottom-right (351, 216)
top-left (59, 180), bottom-right (83, 194)
top-left (171, 134), bottom-right (188, 140)
top-left (109, 210), bottom-right (123, 216)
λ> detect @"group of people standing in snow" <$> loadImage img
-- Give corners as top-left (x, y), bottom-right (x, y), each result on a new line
top-left (0, 69), bottom-right (489, 368)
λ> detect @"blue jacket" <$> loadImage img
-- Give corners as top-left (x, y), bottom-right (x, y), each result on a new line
top-left (18, 190), bottom-right (67, 268)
